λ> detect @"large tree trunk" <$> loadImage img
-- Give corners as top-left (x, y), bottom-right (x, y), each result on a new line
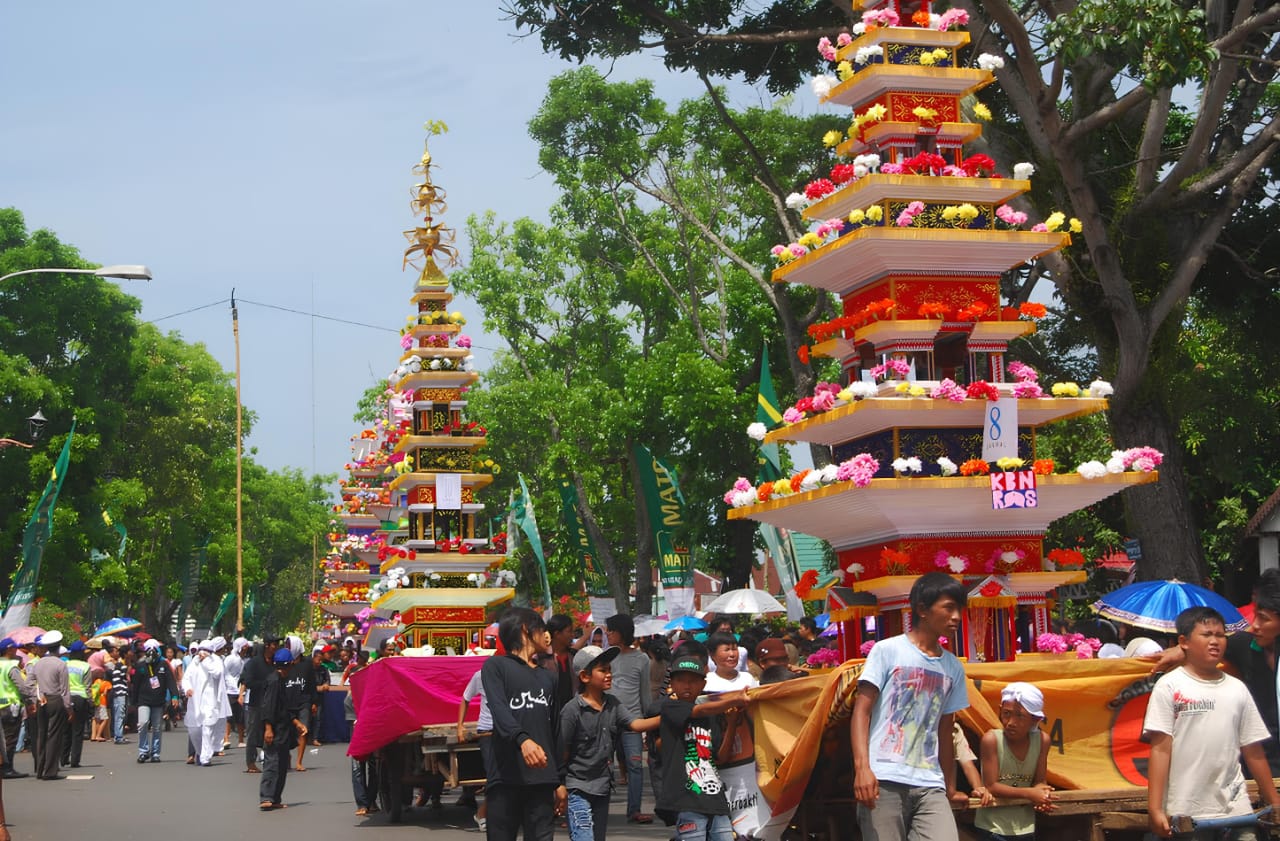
top-left (570, 470), bottom-right (632, 612)
top-left (1108, 393), bottom-right (1207, 582)
top-left (721, 519), bottom-right (757, 591)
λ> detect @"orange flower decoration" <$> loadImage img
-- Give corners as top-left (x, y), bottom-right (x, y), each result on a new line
top-left (918, 302), bottom-right (949, 318)
top-left (790, 469), bottom-right (811, 493)
top-left (959, 458), bottom-right (991, 476)
top-left (795, 569), bottom-right (820, 599)
top-left (912, 9), bottom-right (932, 26)
top-left (1020, 302), bottom-right (1048, 319)
top-left (757, 482), bottom-right (774, 502)
top-left (1047, 548), bottom-right (1087, 569)
top-left (1033, 459), bottom-right (1055, 475)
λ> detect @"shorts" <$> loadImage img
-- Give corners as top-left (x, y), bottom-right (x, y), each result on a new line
top-left (228, 695), bottom-right (243, 725)
top-left (95, 706), bottom-right (109, 721)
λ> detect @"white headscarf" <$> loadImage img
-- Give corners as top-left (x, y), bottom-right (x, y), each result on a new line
top-left (287, 635), bottom-right (303, 659)
top-left (1001, 682), bottom-right (1045, 718)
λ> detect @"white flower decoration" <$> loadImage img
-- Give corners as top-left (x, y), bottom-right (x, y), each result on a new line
top-left (851, 22), bottom-right (867, 35)
top-left (846, 562), bottom-right (865, 578)
top-left (854, 46), bottom-right (881, 66)
top-left (892, 456), bottom-right (923, 474)
top-left (799, 471), bottom-right (823, 492)
top-left (818, 464), bottom-right (841, 484)
top-left (976, 53), bottom-right (1006, 71)
top-left (1106, 452), bottom-right (1127, 473)
top-left (810, 74), bottom-right (838, 98)
top-left (937, 457), bottom-right (958, 476)
top-left (1077, 460), bottom-right (1107, 479)
top-left (848, 381), bottom-right (878, 400)
top-left (1086, 380), bottom-right (1114, 397)
top-left (1013, 162), bottom-right (1035, 181)
top-left (747, 422), bottom-right (767, 441)
top-left (785, 192), bottom-right (808, 211)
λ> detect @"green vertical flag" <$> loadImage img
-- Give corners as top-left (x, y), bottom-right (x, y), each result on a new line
top-left (176, 539), bottom-right (208, 641)
top-left (211, 591), bottom-right (236, 628)
top-left (0, 420), bottom-right (76, 635)
top-left (633, 444), bottom-right (694, 618)
top-left (511, 474), bottom-right (552, 613)
top-left (102, 510), bottom-right (128, 559)
top-left (559, 480), bottom-right (609, 598)
top-left (756, 343), bottom-right (783, 482)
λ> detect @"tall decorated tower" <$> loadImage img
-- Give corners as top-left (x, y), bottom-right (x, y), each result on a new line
top-left (311, 133), bottom-right (513, 651)
top-left (725, 7), bottom-right (1163, 661)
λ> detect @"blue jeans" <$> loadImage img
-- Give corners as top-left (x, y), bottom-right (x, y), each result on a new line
top-left (620, 730), bottom-right (645, 816)
top-left (137, 704), bottom-right (162, 758)
top-left (567, 790), bottom-right (610, 841)
top-left (675, 811), bottom-right (734, 841)
top-left (111, 695), bottom-right (128, 742)
top-left (351, 757), bottom-right (379, 809)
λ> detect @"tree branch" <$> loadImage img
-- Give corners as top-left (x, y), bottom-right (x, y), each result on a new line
top-left (1062, 86), bottom-right (1151, 147)
top-left (1134, 87), bottom-right (1172, 197)
top-left (1166, 114), bottom-right (1280, 210)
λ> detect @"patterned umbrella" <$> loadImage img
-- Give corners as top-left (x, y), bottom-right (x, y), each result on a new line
top-left (703, 588), bottom-right (787, 615)
top-left (6, 626), bottom-right (46, 646)
top-left (92, 617), bottom-right (141, 637)
top-left (663, 615), bottom-right (708, 632)
top-left (1091, 579), bottom-right (1247, 634)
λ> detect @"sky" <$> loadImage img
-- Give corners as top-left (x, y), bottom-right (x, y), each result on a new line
top-left (1, 3), bottom-right (760, 479)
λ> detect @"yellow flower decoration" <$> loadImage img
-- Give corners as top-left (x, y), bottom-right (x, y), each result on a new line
top-left (932, 48), bottom-right (949, 61)
top-left (848, 209), bottom-right (866, 224)
top-left (1069, 218), bottom-right (1083, 233)
top-left (772, 479), bottom-right (791, 496)
top-left (958, 203), bottom-right (979, 221)
top-left (836, 60), bottom-right (854, 81)
top-left (919, 52), bottom-right (936, 66)
top-left (973, 103), bottom-right (992, 121)
top-left (822, 129), bottom-right (843, 147)
top-left (866, 205), bottom-right (884, 222)
top-left (909, 385), bottom-right (927, 397)
top-left (996, 457), bottom-right (1025, 471)
top-left (865, 104), bottom-right (888, 122)
top-left (837, 389), bottom-right (852, 401)
top-left (798, 232), bottom-right (822, 248)
top-left (1051, 382), bottom-right (1081, 397)
top-left (942, 206), bottom-right (959, 221)
top-left (895, 382), bottom-right (912, 394)
top-left (1044, 212), bottom-right (1066, 232)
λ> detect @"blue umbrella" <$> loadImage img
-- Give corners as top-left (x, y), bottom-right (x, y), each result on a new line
top-left (664, 615), bottom-right (708, 632)
top-left (813, 613), bottom-right (830, 629)
top-left (1091, 580), bottom-right (1247, 634)
top-left (92, 617), bottom-right (142, 638)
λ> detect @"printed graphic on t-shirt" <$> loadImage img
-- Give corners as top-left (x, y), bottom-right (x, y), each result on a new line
top-left (684, 721), bottom-right (723, 795)
top-left (1172, 690), bottom-right (1215, 720)
top-left (874, 665), bottom-right (948, 769)
top-left (510, 688), bottom-right (549, 710)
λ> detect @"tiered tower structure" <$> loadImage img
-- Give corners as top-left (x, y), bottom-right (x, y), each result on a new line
top-left (726, 8), bottom-right (1161, 661)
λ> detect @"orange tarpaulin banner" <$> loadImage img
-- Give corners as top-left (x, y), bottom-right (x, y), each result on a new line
top-left (750, 656), bottom-right (1156, 817)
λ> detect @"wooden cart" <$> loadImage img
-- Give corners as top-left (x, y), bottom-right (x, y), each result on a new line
top-left (377, 724), bottom-right (486, 823)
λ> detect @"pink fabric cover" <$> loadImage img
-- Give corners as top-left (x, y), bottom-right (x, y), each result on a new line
top-left (347, 655), bottom-right (486, 758)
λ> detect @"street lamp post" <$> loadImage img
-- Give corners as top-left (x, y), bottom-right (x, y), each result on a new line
top-left (0, 265), bottom-right (152, 284)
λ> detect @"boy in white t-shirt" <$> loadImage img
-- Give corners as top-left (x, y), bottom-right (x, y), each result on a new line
top-left (1144, 606), bottom-right (1280, 839)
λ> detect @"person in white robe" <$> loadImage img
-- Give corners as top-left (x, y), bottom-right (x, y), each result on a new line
top-left (184, 641), bottom-right (227, 765)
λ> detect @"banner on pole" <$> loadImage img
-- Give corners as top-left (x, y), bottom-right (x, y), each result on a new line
top-left (0, 421), bottom-right (76, 635)
top-left (560, 480), bottom-right (614, 621)
top-left (634, 444), bottom-right (694, 618)
top-left (513, 474), bottom-right (552, 614)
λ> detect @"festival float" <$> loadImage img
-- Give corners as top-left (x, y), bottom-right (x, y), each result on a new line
top-left (728, 7), bottom-right (1180, 837)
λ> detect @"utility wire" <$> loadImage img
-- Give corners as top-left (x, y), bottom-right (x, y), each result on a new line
top-left (144, 298), bottom-right (231, 324)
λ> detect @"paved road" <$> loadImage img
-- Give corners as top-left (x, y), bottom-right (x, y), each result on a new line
top-left (3, 726), bottom-right (673, 841)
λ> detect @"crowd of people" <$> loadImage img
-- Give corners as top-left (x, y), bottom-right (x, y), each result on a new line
top-left (6, 567), bottom-right (1280, 841)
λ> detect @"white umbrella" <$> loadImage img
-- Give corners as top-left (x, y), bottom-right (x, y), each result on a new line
top-left (703, 589), bottom-right (786, 615)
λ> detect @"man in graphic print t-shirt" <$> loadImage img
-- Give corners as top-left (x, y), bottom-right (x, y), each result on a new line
top-left (852, 572), bottom-right (970, 841)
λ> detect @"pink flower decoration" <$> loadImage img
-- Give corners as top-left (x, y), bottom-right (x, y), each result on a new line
top-left (400, 334), bottom-right (414, 350)
top-left (858, 640), bottom-right (877, 657)
top-left (817, 37), bottom-right (837, 61)
top-left (1006, 360), bottom-right (1038, 381)
top-left (934, 8), bottom-right (969, 30)
top-left (879, 163), bottom-right (905, 174)
top-left (836, 33), bottom-right (853, 47)
top-left (771, 245), bottom-right (787, 256)
top-left (1122, 447), bottom-right (1164, 470)
top-left (456, 335), bottom-right (472, 349)
top-left (930, 378), bottom-right (966, 402)
top-left (789, 244), bottom-right (808, 257)
top-left (812, 389), bottom-right (837, 412)
top-left (896, 212), bottom-right (916, 227)
top-left (783, 407), bottom-right (805, 424)
top-left (1012, 380), bottom-right (1043, 398)
top-left (1031, 223), bottom-right (1048, 232)
top-left (906, 201), bottom-right (925, 214)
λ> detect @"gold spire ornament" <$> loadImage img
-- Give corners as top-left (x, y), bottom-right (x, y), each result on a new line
top-left (403, 122), bottom-right (457, 286)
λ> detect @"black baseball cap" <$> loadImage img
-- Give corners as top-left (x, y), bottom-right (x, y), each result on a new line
top-left (670, 654), bottom-right (707, 677)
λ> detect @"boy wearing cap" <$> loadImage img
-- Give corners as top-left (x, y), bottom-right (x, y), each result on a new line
top-left (852, 571), bottom-right (969, 841)
top-left (657, 643), bottom-right (750, 841)
top-left (1144, 606), bottom-right (1280, 839)
top-left (975, 682), bottom-right (1055, 841)
top-left (561, 646), bottom-right (660, 841)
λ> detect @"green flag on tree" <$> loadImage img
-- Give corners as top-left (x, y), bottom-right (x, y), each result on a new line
top-left (0, 421), bottom-right (76, 635)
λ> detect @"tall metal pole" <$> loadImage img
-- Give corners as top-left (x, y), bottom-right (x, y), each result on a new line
top-left (232, 290), bottom-right (244, 632)
top-left (311, 533), bottom-right (318, 634)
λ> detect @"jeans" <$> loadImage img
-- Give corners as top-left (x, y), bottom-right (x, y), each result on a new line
top-left (111, 695), bottom-right (127, 742)
top-left (857, 782), bottom-right (958, 841)
top-left (620, 729), bottom-right (645, 816)
top-left (351, 757), bottom-right (379, 809)
top-left (485, 782), bottom-right (556, 841)
top-left (137, 704), bottom-right (163, 758)
top-left (675, 811), bottom-right (734, 841)
top-left (567, 790), bottom-right (610, 841)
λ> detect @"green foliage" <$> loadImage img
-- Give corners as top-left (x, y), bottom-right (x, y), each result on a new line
top-left (1044, 0), bottom-right (1218, 90)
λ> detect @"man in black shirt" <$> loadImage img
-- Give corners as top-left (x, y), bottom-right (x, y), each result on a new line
top-left (481, 608), bottom-right (566, 841)
top-left (238, 635), bottom-right (280, 773)
top-left (259, 648), bottom-right (302, 810)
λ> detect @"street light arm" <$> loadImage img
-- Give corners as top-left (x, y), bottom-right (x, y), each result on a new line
top-left (0, 265), bottom-right (152, 284)
top-left (0, 438), bottom-right (34, 449)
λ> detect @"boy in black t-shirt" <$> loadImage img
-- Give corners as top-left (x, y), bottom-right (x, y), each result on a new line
top-left (656, 644), bottom-right (749, 841)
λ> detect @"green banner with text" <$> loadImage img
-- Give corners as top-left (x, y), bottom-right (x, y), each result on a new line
top-left (633, 444), bottom-right (693, 591)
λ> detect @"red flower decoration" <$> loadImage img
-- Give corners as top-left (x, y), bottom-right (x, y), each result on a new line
top-left (979, 581), bottom-right (1005, 598)
top-left (959, 459), bottom-right (991, 476)
top-left (804, 179), bottom-right (836, 200)
top-left (830, 164), bottom-right (858, 185)
top-left (965, 381), bottom-right (1000, 401)
top-left (795, 569), bottom-right (820, 598)
top-left (797, 345), bottom-right (811, 364)
top-left (1019, 302), bottom-right (1047, 319)
top-left (960, 154), bottom-right (996, 176)
top-left (901, 152), bottom-right (948, 175)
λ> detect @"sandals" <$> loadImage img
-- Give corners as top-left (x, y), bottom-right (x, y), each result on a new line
top-left (627, 813), bottom-right (654, 824)
top-left (260, 801), bottom-right (274, 811)
top-left (355, 808), bottom-right (369, 816)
